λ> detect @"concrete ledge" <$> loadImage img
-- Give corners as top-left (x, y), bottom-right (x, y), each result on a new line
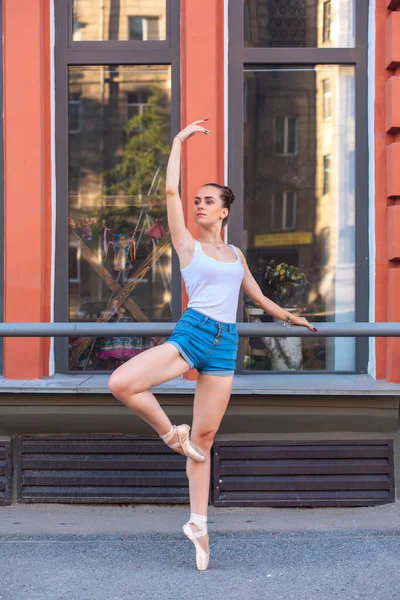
top-left (0, 373), bottom-right (400, 395)
top-left (0, 394), bottom-right (398, 437)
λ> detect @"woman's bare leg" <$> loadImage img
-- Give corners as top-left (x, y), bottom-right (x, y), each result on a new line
top-left (108, 343), bottom-right (191, 442)
top-left (185, 373), bottom-right (234, 553)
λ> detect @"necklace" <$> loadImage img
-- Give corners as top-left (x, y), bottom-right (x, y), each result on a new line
top-left (199, 239), bottom-right (225, 250)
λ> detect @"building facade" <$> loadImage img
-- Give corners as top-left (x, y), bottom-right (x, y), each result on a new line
top-left (0, 0), bottom-right (400, 506)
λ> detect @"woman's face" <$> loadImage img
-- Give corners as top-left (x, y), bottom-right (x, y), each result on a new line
top-left (193, 186), bottom-right (228, 227)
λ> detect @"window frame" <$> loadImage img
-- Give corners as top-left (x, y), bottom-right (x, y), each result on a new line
top-left (228, 0), bottom-right (369, 374)
top-left (323, 0), bottom-right (332, 43)
top-left (273, 115), bottom-right (299, 157)
top-left (322, 77), bottom-right (332, 119)
top-left (271, 191), bottom-right (298, 232)
top-left (128, 16), bottom-right (161, 42)
top-left (54, 0), bottom-right (181, 373)
top-left (323, 154), bottom-right (331, 195)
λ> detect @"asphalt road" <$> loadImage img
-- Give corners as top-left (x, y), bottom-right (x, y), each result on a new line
top-left (0, 503), bottom-right (399, 600)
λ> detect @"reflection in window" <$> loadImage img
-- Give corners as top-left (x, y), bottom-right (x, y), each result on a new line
top-left (244, 1), bottom-right (252, 42)
top-left (244, 0), bottom-right (354, 48)
top-left (72, 0), bottom-right (166, 41)
top-left (321, 227), bottom-right (330, 266)
top-left (323, 154), bottom-right (331, 194)
top-left (244, 66), bottom-right (355, 372)
top-left (322, 78), bottom-right (332, 119)
top-left (69, 243), bottom-right (81, 283)
top-left (68, 65), bottom-right (171, 371)
top-left (271, 192), bottom-right (297, 231)
top-left (274, 116), bottom-right (298, 156)
top-left (128, 16), bottom-right (160, 41)
top-left (127, 90), bottom-right (150, 120)
top-left (68, 93), bottom-right (82, 134)
top-left (323, 0), bottom-right (332, 42)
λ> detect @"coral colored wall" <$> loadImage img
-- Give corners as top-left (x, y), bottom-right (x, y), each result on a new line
top-left (375, 0), bottom-right (400, 381)
top-left (180, 0), bottom-right (225, 380)
top-left (3, 0), bottom-right (52, 379)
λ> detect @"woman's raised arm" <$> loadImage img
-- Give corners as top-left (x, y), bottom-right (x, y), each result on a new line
top-left (165, 120), bottom-right (210, 251)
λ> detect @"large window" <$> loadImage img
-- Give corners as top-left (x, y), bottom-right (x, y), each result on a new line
top-left (229, 0), bottom-right (368, 374)
top-left (55, 0), bottom-right (180, 372)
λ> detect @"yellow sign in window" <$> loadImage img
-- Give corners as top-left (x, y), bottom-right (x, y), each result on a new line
top-left (254, 232), bottom-right (313, 247)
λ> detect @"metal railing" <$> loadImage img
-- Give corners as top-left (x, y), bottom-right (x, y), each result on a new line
top-left (0, 322), bottom-right (399, 337)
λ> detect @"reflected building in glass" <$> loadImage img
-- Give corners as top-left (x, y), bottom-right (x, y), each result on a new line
top-left (243, 0), bottom-right (355, 372)
top-left (244, 0), bottom-right (354, 48)
top-left (72, 0), bottom-right (166, 41)
top-left (67, 42), bottom-right (171, 370)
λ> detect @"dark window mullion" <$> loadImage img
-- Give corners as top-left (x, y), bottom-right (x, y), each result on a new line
top-left (354, 15), bottom-right (369, 373)
top-left (169, 0), bottom-right (181, 321)
top-left (66, 47), bottom-right (173, 66)
top-left (227, 0), bottom-right (245, 373)
top-left (68, 40), bottom-right (171, 53)
top-left (244, 47), bottom-right (357, 65)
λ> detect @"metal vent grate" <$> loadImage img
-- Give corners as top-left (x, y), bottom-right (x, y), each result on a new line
top-left (0, 440), bottom-right (12, 506)
top-left (213, 440), bottom-right (395, 507)
top-left (16, 434), bottom-right (189, 504)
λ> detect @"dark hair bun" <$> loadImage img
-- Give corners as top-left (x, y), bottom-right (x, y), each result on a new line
top-left (203, 183), bottom-right (235, 226)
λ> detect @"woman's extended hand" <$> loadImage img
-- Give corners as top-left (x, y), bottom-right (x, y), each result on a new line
top-left (289, 314), bottom-right (318, 332)
top-left (176, 119), bottom-right (211, 143)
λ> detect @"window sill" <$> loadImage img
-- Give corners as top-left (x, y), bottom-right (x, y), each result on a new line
top-left (0, 373), bottom-right (400, 395)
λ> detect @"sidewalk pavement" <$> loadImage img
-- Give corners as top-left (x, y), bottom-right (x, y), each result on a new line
top-left (0, 502), bottom-right (400, 599)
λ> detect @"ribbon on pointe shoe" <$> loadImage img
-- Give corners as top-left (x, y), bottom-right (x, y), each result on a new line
top-left (183, 513), bottom-right (209, 571)
top-left (160, 424), bottom-right (206, 463)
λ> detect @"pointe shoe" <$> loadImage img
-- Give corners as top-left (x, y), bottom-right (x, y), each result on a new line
top-left (183, 513), bottom-right (210, 571)
top-left (160, 424), bottom-right (206, 463)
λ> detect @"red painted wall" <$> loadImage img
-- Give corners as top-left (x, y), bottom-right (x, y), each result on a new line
top-left (180, 0), bottom-right (225, 380)
top-left (376, 1), bottom-right (400, 381)
top-left (3, 0), bottom-right (52, 379)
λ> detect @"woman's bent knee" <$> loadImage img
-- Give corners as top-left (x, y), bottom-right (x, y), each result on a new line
top-left (107, 372), bottom-right (124, 398)
top-left (108, 370), bottom-right (147, 399)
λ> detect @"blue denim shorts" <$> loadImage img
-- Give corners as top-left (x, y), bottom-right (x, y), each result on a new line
top-left (165, 308), bottom-right (238, 376)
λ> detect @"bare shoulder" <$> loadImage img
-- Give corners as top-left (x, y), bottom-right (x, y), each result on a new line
top-left (231, 245), bottom-right (247, 264)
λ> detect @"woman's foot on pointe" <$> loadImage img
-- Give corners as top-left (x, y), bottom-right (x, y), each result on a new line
top-left (160, 424), bottom-right (206, 463)
top-left (183, 513), bottom-right (210, 571)
top-left (189, 524), bottom-right (209, 554)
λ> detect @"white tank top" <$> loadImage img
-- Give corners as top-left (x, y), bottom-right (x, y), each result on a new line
top-left (181, 240), bottom-right (245, 323)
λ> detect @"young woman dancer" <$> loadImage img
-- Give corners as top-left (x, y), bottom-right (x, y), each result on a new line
top-left (108, 119), bottom-right (317, 571)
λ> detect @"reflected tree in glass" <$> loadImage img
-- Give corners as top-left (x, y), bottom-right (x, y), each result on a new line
top-left (68, 81), bottom-right (172, 371)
